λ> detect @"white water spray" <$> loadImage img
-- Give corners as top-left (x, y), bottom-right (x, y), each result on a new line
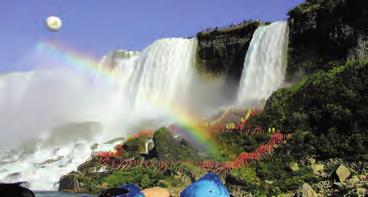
top-left (0, 38), bottom-right (199, 190)
top-left (237, 21), bottom-right (289, 105)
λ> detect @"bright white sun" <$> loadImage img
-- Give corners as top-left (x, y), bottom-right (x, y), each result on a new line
top-left (45, 16), bottom-right (62, 31)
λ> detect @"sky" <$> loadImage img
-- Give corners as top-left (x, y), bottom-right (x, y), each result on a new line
top-left (0, 0), bottom-right (304, 72)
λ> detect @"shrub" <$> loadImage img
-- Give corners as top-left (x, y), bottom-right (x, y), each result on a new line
top-left (254, 60), bottom-right (368, 160)
top-left (103, 167), bottom-right (164, 188)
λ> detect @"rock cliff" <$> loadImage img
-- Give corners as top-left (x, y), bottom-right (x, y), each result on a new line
top-left (287, 0), bottom-right (368, 78)
top-left (196, 21), bottom-right (262, 81)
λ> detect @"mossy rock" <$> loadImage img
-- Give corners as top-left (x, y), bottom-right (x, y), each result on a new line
top-left (153, 127), bottom-right (199, 161)
top-left (59, 172), bottom-right (89, 193)
top-left (123, 136), bottom-right (148, 159)
top-left (77, 158), bottom-right (101, 173)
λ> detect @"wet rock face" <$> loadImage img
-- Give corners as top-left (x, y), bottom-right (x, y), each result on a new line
top-left (287, 0), bottom-right (368, 77)
top-left (58, 173), bottom-right (81, 192)
top-left (196, 21), bottom-right (261, 81)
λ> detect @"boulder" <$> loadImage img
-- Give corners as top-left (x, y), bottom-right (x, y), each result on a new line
top-left (336, 165), bottom-right (351, 182)
top-left (58, 173), bottom-right (81, 192)
top-left (279, 192), bottom-right (295, 197)
top-left (308, 158), bottom-right (316, 165)
top-left (153, 127), bottom-right (199, 161)
top-left (301, 183), bottom-right (318, 197)
top-left (357, 188), bottom-right (366, 196)
top-left (142, 187), bottom-right (170, 197)
top-left (289, 162), bottom-right (299, 172)
top-left (311, 164), bottom-right (324, 174)
top-left (123, 136), bottom-right (148, 158)
top-left (358, 174), bottom-right (366, 181)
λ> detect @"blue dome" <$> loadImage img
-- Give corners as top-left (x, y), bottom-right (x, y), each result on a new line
top-left (180, 173), bottom-right (230, 197)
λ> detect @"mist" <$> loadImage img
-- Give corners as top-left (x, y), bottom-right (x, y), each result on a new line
top-left (0, 38), bottom-right (237, 152)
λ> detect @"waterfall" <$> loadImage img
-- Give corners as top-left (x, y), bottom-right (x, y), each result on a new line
top-left (0, 37), bottom-right (199, 190)
top-left (118, 38), bottom-right (198, 108)
top-left (237, 21), bottom-right (289, 105)
top-left (99, 49), bottom-right (141, 70)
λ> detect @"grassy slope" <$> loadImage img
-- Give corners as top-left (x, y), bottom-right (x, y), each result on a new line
top-left (253, 59), bottom-right (368, 161)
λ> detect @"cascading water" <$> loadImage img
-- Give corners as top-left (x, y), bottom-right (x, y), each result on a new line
top-left (237, 21), bottom-right (289, 105)
top-left (0, 38), bottom-right (199, 190)
top-left (119, 38), bottom-right (198, 109)
top-left (99, 49), bottom-right (141, 70)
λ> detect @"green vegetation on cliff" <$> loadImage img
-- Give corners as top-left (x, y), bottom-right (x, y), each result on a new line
top-left (253, 59), bottom-right (368, 160)
top-left (213, 131), bottom-right (270, 162)
top-left (103, 167), bottom-right (164, 188)
top-left (225, 155), bottom-right (320, 195)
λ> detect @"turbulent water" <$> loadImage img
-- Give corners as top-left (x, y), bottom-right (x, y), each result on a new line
top-left (0, 70), bottom-right (126, 189)
top-left (0, 22), bottom-right (289, 190)
top-left (237, 21), bottom-right (289, 105)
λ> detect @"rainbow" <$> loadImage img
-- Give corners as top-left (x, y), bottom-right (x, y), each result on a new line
top-left (158, 101), bottom-right (219, 155)
top-left (36, 40), bottom-right (117, 82)
top-left (171, 110), bottom-right (219, 155)
top-left (36, 40), bottom-right (219, 155)
top-left (133, 89), bottom-right (220, 155)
